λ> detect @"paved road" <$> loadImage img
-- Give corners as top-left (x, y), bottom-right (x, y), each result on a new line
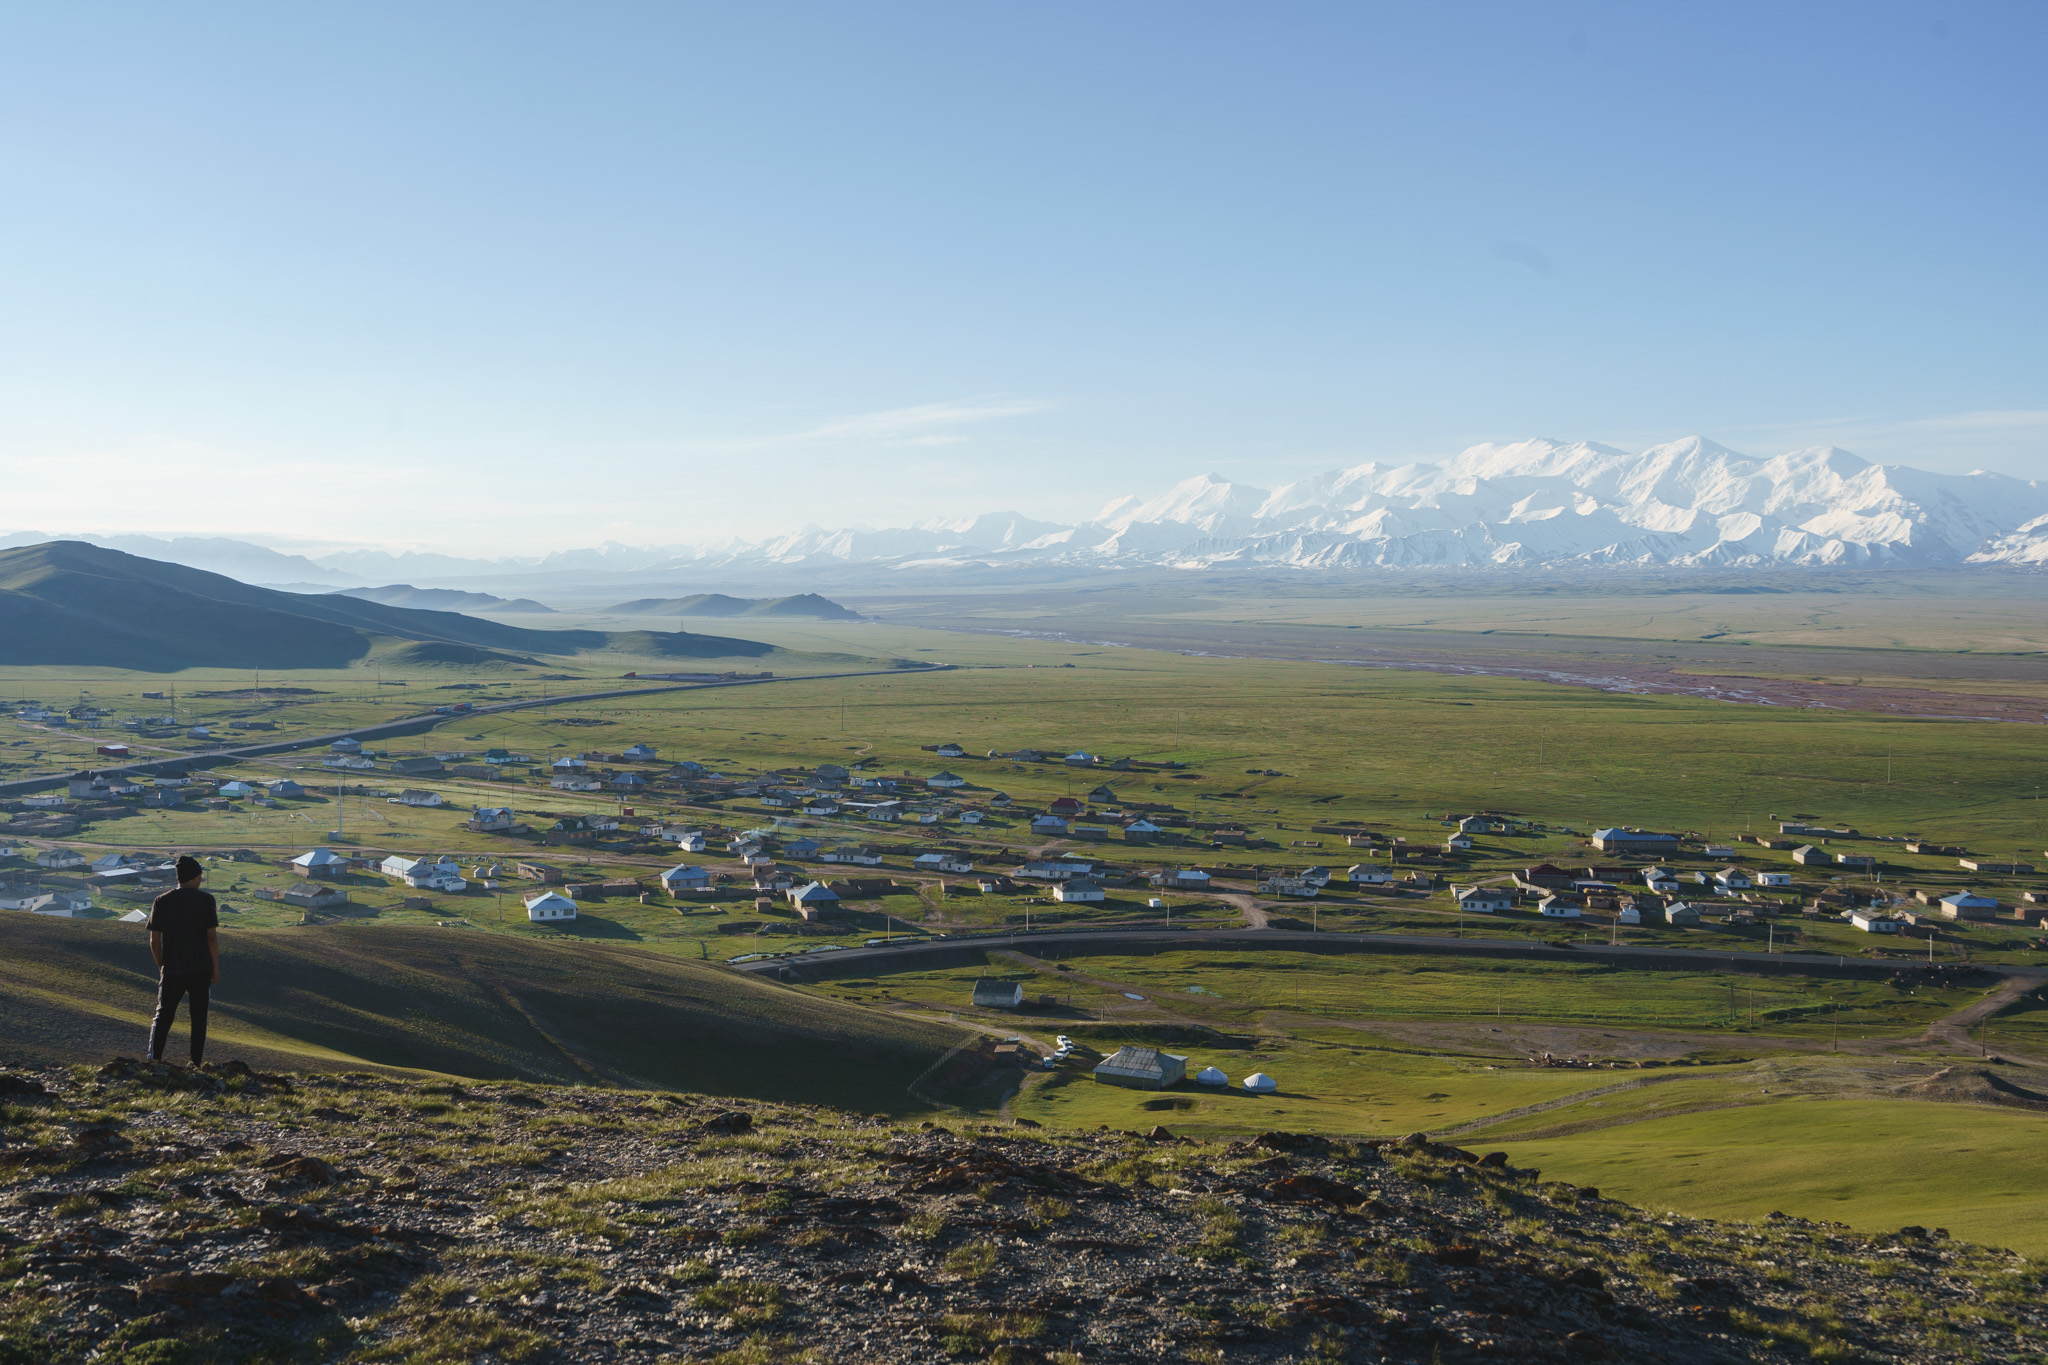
top-left (736, 922), bottom-right (2048, 986)
top-left (0, 665), bottom-right (952, 798)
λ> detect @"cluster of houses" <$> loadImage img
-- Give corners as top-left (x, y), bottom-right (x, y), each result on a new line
top-left (0, 845), bottom-right (252, 917)
top-left (0, 873), bottom-right (96, 916)
top-left (548, 750), bottom-right (662, 793)
top-left (1478, 858), bottom-right (1808, 925)
top-left (52, 769), bottom-right (311, 812)
top-left (1845, 890), bottom-right (2019, 935)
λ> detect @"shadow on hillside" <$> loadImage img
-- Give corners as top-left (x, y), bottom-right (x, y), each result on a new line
top-left (541, 916), bottom-right (642, 941)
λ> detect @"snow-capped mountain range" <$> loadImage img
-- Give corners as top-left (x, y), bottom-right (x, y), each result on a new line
top-left (667, 436), bottom-right (2048, 576)
top-left (10, 437), bottom-right (2048, 591)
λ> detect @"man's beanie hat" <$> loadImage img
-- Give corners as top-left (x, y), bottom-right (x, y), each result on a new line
top-left (175, 855), bottom-right (203, 881)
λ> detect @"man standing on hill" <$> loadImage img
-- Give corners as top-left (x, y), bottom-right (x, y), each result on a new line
top-left (147, 855), bottom-right (219, 1066)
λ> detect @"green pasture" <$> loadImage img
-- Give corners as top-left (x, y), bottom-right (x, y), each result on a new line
top-left (283, 621), bottom-right (2048, 900)
top-left (0, 630), bottom-right (893, 784)
top-left (1011, 1028), bottom-right (1656, 1140)
top-left (1504, 1098), bottom-right (2048, 1258)
top-left (853, 570), bottom-right (2048, 657)
top-left (29, 609), bottom-right (2048, 859)
top-left (840, 947), bottom-right (1984, 1037)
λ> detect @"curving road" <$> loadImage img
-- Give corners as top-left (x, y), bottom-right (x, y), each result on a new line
top-left (0, 665), bottom-right (952, 798)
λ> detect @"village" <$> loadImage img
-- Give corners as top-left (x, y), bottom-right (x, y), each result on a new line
top-left (8, 714), bottom-right (2048, 974)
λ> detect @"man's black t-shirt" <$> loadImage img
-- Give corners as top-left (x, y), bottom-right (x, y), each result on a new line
top-left (147, 887), bottom-right (218, 977)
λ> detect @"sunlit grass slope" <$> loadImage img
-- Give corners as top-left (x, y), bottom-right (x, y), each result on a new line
top-left (1503, 1098), bottom-right (2048, 1258)
top-left (0, 917), bottom-right (968, 1112)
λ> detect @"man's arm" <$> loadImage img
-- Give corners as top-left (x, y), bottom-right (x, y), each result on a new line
top-left (149, 930), bottom-right (164, 970)
top-left (206, 928), bottom-right (220, 986)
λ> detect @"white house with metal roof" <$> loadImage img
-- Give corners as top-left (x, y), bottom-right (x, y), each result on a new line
top-left (525, 891), bottom-right (577, 922)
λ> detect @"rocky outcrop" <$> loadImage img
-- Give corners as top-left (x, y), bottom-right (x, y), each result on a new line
top-left (0, 1061), bottom-right (2039, 1363)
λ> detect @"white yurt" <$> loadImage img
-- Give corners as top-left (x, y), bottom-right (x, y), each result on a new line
top-left (1242, 1072), bottom-right (1278, 1094)
top-left (1195, 1066), bottom-right (1229, 1087)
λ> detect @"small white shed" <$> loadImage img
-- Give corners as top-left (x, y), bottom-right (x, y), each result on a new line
top-left (971, 980), bottom-right (1025, 1009)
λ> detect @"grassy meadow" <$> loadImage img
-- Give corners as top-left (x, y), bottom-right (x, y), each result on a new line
top-left (1503, 1097), bottom-right (2048, 1258)
top-left (9, 592), bottom-right (2048, 1250)
top-left (856, 569), bottom-right (2048, 677)
top-left (815, 948), bottom-right (1982, 1038)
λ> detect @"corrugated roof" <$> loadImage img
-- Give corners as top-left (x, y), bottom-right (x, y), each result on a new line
top-left (1093, 1045), bottom-right (1186, 1079)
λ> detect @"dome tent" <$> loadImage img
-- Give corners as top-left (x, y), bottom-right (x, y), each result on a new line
top-left (1195, 1066), bottom-right (1229, 1086)
top-left (1242, 1072), bottom-right (1278, 1094)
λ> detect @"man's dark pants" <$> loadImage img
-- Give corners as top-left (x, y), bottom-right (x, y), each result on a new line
top-left (149, 974), bottom-right (210, 1064)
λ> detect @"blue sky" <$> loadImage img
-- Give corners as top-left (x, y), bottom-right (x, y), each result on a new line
top-left (1, 1), bottom-right (2042, 550)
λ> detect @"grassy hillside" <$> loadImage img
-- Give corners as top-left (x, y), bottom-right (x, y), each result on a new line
top-left (0, 542), bottom-right (782, 670)
top-left (596, 629), bottom-right (774, 659)
top-left (0, 917), bottom-right (969, 1112)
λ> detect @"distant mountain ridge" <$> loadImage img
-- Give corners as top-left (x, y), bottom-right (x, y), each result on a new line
top-left (333, 584), bottom-right (556, 613)
top-left (608, 592), bottom-right (862, 620)
top-left (11, 437), bottom-right (2048, 588)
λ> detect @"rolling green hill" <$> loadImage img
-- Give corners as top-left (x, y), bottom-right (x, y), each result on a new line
top-left (609, 591), bottom-right (861, 620)
top-left (0, 541), bottom-right (776, 670)
top-left (332, 583), bottom-right (556, 613)
top-left (0, 917), bottom-right (969, 1111)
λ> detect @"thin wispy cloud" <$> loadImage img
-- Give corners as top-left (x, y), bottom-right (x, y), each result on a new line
top-left (789, 396), bottom-right (1050, 443)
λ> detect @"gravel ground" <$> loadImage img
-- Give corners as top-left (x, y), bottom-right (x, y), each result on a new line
top-left (2, 1059), bottom-right (2043, 1363)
